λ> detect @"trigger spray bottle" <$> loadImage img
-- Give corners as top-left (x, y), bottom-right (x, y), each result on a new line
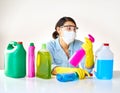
top-left (69, 34), bottom-right (95, 67)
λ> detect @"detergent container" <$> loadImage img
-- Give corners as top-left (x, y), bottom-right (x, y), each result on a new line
top-left (4, 41), bottom-right (26, 78)
top-left (28, 42), bottom-right (35, 78)
top-left (36, 43), bottom-right (51, 79)
top-left (95, 43), bottom-right (114, 80)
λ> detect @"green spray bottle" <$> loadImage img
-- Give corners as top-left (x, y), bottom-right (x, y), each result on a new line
top-left (4, 41), bottom-right (26, 78)
top-left (36, 43), bottom-right (51, 79)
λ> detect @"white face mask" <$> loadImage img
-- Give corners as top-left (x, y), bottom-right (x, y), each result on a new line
top-left (61, 30), bottom-right (76, 45)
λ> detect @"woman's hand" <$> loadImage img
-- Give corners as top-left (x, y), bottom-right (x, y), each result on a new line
top-left (82, 37), bottom-right (94, 69)
top-left (53, 67), bottom-right (90, 79)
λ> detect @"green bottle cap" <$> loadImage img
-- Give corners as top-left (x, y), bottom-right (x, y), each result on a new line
top-left (30, 43), bottom-right (34, 46)
top-left (42, 43), bottom-right (46, 49)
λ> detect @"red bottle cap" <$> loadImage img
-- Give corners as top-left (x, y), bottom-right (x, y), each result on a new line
top-left (104, 43), bottom-right (109, 46)
top-left (18, 42), bottom-right (23, 44)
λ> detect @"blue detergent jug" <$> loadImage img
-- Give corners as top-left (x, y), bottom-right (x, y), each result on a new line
top-left (95, 43), bottom-right (113, 80)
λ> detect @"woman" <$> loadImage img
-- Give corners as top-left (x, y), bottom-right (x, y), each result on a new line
top-left (47, 17), bottom-right (94, 76)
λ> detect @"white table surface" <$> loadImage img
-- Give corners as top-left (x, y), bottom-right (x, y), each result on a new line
top-left (0, 70), bottom-right (120, 93)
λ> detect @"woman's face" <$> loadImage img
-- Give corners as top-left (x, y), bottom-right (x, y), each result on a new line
top-left (57, 21), bottom-right (76, 36)
top-left (57, 21), bottom-right (77, 44)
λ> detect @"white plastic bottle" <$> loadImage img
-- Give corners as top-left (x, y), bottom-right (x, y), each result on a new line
top-left (94, 44), bottom-right (103, 72)
top-left (95, 43), bottom-right (114, 80)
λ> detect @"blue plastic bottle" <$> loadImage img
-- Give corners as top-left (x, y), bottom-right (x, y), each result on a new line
top-left (56, 72), bottom-right (79, 82)
top-left (95, 43), bottom-right (114, 80)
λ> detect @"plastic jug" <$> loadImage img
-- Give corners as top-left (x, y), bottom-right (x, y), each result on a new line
top-left (56, 72), bottom-right (79, 82)
top-left (28, 43), bottom-right (35, 78)
top-left (69, 34), bottom-right (95, 67)
top-left (36, 43), bottom-right (51, 79)
top-left (94, 44), bottom-right (103, 72)
top-left (94, 43), bottom-right (114, 80)
top-left (4, 41), bottom-right (26, 78)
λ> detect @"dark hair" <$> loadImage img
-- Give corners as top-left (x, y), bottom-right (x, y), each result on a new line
top-left (52, 16), bottom-right (77, 39)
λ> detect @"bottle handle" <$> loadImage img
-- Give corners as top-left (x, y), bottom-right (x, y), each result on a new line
top-left (7, 41), bottom-right (17, 50)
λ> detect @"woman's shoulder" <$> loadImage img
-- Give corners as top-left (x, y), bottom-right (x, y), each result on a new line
top-left (46, 39), bottom-right (58, 48)
top-left (74, 39), bottom-right (83, 45)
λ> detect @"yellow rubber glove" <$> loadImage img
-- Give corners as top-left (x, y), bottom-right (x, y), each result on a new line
top-left (82, 37), bottom-right (94, 69)
top-left (54, 67), bottom-right (90, 79)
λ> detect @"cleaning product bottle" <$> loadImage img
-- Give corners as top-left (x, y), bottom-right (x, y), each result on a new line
top-left (4, 41), bottom-right (26, 78)
top-left (56, 72), bottom-right (79, 82)
top-left (69, 34), bottom-right (95, 67)
top-left (95, 43), bottom-right (114, 80)
top-left (28, 42), bottom-right (35, 78)
top-left (94, 44), bottom-right (103, 72)
top-left (36, 43), bottom-right (51, 79)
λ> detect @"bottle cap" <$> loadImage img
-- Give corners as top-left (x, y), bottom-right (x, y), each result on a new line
top-left (17, 42), bottom-right (23, 44)
top-left (88, 34), bottom-right (95, 43)
top-left (104, 43), bottom-right (109, 46)
top-left (42, 43), bottom-right (46, 49)
top-left (30, 43), bottom-right (34, 46)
